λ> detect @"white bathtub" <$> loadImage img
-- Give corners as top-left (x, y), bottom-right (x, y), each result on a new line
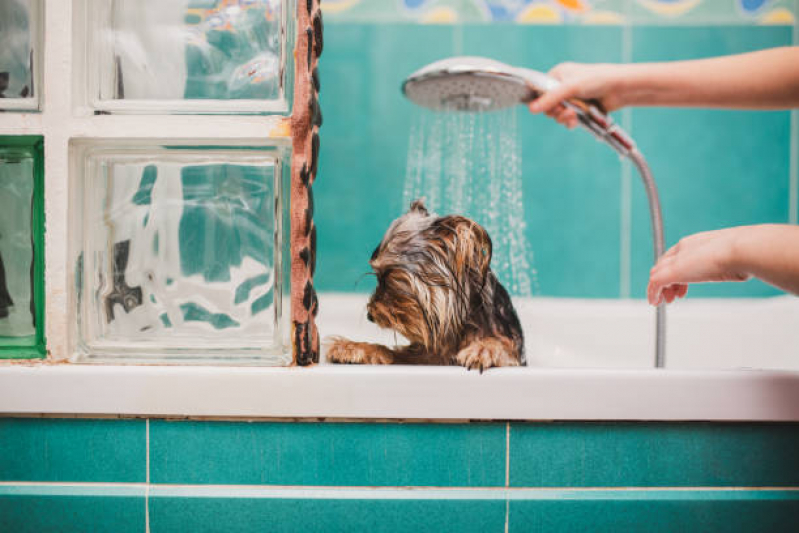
top-left (318, 293), bottom-right (799, 371)
top-left (3, 292), bottom-right (799, 421)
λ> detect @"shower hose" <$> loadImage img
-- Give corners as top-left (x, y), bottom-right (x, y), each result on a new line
top-left (628, 149), bottom-right (666, 368)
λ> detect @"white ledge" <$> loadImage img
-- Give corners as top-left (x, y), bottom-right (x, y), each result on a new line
top-left (3, 364), bottom-right (799, 421)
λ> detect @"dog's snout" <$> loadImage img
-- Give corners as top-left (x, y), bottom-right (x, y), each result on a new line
top-left (366, 311), bottom-right (374, 323)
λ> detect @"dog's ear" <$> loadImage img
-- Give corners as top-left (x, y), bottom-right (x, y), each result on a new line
top-left (409, 198), bottom-right (429, 216)
top-left (434, 216), bottom-right (492, 283)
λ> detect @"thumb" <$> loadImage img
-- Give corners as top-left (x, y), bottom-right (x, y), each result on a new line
top-left (528, 82), bottom-right (577, 114)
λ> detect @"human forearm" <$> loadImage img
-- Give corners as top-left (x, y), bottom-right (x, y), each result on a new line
top-left (530, 47), bottom-right (799, 127)
top-left (730, 224), bottom-right (799, 295)
top-left (618, 47), bottom-right (799, 110)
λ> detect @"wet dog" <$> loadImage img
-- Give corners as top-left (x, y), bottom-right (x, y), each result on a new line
top-left (326, 200), bottom-right (525, 371)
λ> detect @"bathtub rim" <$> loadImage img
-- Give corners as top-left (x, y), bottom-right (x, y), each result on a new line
top-left (2, 364), bottom-right (799, 421)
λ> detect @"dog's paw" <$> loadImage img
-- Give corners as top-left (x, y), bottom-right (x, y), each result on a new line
top-left (455, 337), bottom-right (520, 372)
top-left (325, 337), bottom-right (394, 365)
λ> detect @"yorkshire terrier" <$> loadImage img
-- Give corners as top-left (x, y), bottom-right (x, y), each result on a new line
top-left (326, 199), bottom-right (525, 371)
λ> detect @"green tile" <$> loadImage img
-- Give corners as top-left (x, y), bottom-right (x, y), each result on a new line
top-left (629, 26), bottom-right (793, 298)
top-left (510, 422), bottom-right (799, 487)
top-left (0, 485), bottom-right (145, 533)
top-left (509, 490), bottom-right (799, 533)
top-left (149, 487), bottom-right (506, 533)
top-left (150, 421), bottom-right (505, 486)
top-left (0, 418), bottom-right (146, 482)
top-left (0, 136), bottom-right (45, 358)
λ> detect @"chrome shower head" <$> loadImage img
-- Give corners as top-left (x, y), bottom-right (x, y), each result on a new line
top-left (401, 56), bottom-right (557, 112)
top-left (401, 55), bottom-right (636, 156)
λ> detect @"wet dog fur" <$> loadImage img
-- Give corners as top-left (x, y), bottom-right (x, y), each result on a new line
top-left (326, 200), bottom-right (525, 371)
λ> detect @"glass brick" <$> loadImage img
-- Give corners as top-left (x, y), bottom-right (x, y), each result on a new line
top-left (79, 0), bottom-right (291, 114)
top-left (0, 140), bottom-right (44, 357)
top-left (69, 141), bottom-right (290, 363)
top-left (0, 0), bottom-right (42, 111)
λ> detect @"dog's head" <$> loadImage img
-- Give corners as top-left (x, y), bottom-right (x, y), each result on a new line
top-left (366, 199), bottom-right (493, 354)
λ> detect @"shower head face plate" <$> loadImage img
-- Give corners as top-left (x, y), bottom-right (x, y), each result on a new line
top-left (402, 57), bottom-right (537, 112)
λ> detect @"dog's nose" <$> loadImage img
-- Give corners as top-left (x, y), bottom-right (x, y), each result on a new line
top-left (367, 311), bottom-right (374, 323)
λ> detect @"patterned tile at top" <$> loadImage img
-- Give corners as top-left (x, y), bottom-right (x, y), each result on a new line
top-left (318, 0), bottom-right (796, 24)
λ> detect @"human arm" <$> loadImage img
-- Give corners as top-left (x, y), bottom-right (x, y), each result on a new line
top-left (647, 224), bottom-right (799, 306)
top-left (529, 47), bottom-right (799, 128)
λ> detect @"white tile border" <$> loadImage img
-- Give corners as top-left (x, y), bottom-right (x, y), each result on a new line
top-left (3, 482), bottom-right (799, 498)
top-left (3, 364), bottom-right (799, 421)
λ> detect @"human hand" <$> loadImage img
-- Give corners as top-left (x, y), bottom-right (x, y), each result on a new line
top-left (647, 228), bottom-right (750, 306)
top-left (527, 62), bottom-right (629, 128)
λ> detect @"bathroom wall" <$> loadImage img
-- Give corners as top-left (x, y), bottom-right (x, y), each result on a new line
top-left (314, 0), bottom-right (798, 299)
top-left (4, 417), bottom-right (799, 531)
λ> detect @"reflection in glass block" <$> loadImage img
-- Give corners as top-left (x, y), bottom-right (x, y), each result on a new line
top-left (85, 0), bottom-right (289, 114)
top-left (0, 0), bottom-right (41, 111)
top-left (71, 143), bottom-right (289, 363)
top-left (0, 148), bottom-right (37, 350)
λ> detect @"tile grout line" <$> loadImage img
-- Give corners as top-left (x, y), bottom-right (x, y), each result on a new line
top-left (619, 15), bottom-right (633, 299)
top-left (145, 418), bottom-right (150, 533)
top-left (3, 481), bottom-right (799, 492)
top-left (504, 422), bottom-right (510, 533)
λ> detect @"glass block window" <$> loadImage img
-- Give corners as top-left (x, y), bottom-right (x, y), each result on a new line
top-left (80, 0), bottom-right (291, 114)
top-left (70, 141), bottom-right (290, 363)
top-left (0, 137), bottom-right (45, 358)
top-left (0, 0), bottom-right (42, 111)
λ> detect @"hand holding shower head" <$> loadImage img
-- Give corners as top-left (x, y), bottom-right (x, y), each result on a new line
top-left (401, 56), bottom-right (635, 156)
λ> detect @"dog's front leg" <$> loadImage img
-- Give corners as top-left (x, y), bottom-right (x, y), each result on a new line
top-left (325, 338), bottom-right (399, 365)
top-left (455, 336), bottom-right (521, 372)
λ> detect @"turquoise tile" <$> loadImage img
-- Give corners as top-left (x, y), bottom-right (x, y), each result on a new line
top-left (149, 487), bottom-right (506, 533)
top-left (510, 422), bottom-right (799, 487)
top-left (315, 24), bottom-right (454, 295)
top-left (509, 490), bottom-right (799, 533)
top-left (0, 485), bottom-right (145, 533)
top-left (0, 418), bottom-right (146, 482)
top-left (317, 24), bottom-right (623, 297)
top-left (150, 420), bottom-right (505, 486)
top-left (460, 25), bottom-right (624, 297)
top-left (629, 26), bottom-right (793, 298)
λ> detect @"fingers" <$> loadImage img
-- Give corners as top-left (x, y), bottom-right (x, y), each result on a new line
top-left (528, 82), bottom-right (578, 115)
top-left (545, 104), bottom-right (579, 129)
top-left (648, 281), bottom-right (689, 306)
top-left (648, 255), bottom-right (689, 306)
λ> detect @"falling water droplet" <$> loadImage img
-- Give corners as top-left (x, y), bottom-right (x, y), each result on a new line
top-left (403, 106), bottom-right (540, 297)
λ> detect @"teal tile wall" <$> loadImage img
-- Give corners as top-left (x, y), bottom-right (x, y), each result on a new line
top-left (149, 488), bottom-right (506, 533)
top-left (0, 418), bottom-right (146, 482)
top-left (509, 422), bottom-right (799, 487)
top-left (461, 26), bottom-right (624, 297)
top-left (629, 26), bottom-right (794, 298)
top-left (316, 23), bottom-right (795, 298)
top-left (150, 420), bottom-right (505, 486)
top-left (0, 486), bottom-right (145, 533)
top-left (4, 418), bottom-right (799, 531)
top-left (508, 490), bottom-right (799, 533)
top-left (315, 24), bottom-right (455, 294)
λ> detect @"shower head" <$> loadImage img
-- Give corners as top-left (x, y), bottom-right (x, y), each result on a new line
top-left (401, 56), bottom-right (635, 155)
top-left (402, 56), bottom-right (557, 112)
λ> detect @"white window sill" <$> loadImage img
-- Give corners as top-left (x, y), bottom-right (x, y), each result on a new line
top-left (2, 364), bottom-right (799, 421)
